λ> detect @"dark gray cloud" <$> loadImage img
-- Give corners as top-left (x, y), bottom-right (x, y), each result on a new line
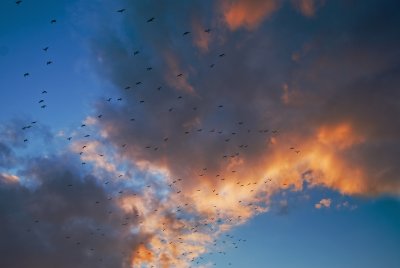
top-left (0, 155), bottom-right (144, 268)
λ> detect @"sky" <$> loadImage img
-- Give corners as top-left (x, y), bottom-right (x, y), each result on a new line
top-left (0, 0), bottom-right (399, 267)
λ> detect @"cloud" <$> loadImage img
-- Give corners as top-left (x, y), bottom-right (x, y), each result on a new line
top-left (81, 0), bottom-right (400, 265)
top-left (2, 0), bottom-right (400, 267)
top-left (0, 155), bottom-right (145, 268)
top-left (315, 198), bottom-right (331, 209)
top-left (292, 0), bottom-right (325, 17)
top-left (220, 0), bottom-right (281, 30)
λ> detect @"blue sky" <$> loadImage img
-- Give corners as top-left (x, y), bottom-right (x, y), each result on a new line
top-left (1, 0), bottom-right (400, 267)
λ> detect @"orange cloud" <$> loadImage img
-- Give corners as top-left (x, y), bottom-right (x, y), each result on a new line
top-left (315, 198), bottom-right (331, 209)
top-left (163, 51), bottom-right (196, 94)
top-left (292, 0), bottom-right (325, 17)
top-left (221, 0), bottom-right (281, 30)
top-left (192, 19), bottom-right (211, 52)
top-left (132, 244), bottom-right (154, 266)
top-left (0, 173), bottom-right (19, 184)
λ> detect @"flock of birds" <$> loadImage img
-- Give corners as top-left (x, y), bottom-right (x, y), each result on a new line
top-left (12, 2), bottom-right (303, 268)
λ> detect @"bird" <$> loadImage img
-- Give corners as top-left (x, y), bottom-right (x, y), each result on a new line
top-left (210, 63), bottom-right (215, 68)
top-left (50, 19), bottom-right (57, 24)
top-left (41, 90), bottom-right (47, 94)
top-left (46, 61), bottom-right (52, 65)
top-left (41, 105), bottom-right (46, 108)
top-left (42, 47), bottom-right (49, 52)
top-left (117, 9), bottom-right (125, 13)
top-left (183, 31), bottom-right (191, 36)
top-left (146, 67), bottom-right (153, 71)
top-left (38, 100), bottom-right (44, 103)
top-left (133, 50), bottom-right (140, 56)
top-left (147, 17), bottom-right (155, 22)
top-left (16, 1), bottom-right (22, 5)
top-left (23, 139), bottom-right (28, 142)
top-left (23, 73), bottom-right (29, 77)
top-left (177, 73), bottom-right (183, 77)
top-left (204, 28), bottom-right (211, 33)
top-left (219, 53), bottom-right (225, 57)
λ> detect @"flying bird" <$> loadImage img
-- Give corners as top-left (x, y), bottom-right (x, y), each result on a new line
top-left (147, 17), bottom-right (155, 22)
top-left (183, 31), bottom-right (191, 36)
top-left (16, 1), bottom-right (22, 5)
top-left (23, 72), bottom-right (29, 77)
top-left (117, 8), bottom-right (125, 13)
top-left (204, 28), bottom-right (211, 33)
top-left (42, 46), bottom-right (49, 52)
top-left (133, 50), bottom-right (140, 55)
top-left (50, 19), bottom-right (57, 24)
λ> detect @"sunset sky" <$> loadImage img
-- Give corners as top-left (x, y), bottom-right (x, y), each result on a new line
top-left (1, 0), bottom-right (399, 267)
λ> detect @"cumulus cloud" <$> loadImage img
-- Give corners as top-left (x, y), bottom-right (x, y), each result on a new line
top-left (77, 0), bottom-right (400, 265)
